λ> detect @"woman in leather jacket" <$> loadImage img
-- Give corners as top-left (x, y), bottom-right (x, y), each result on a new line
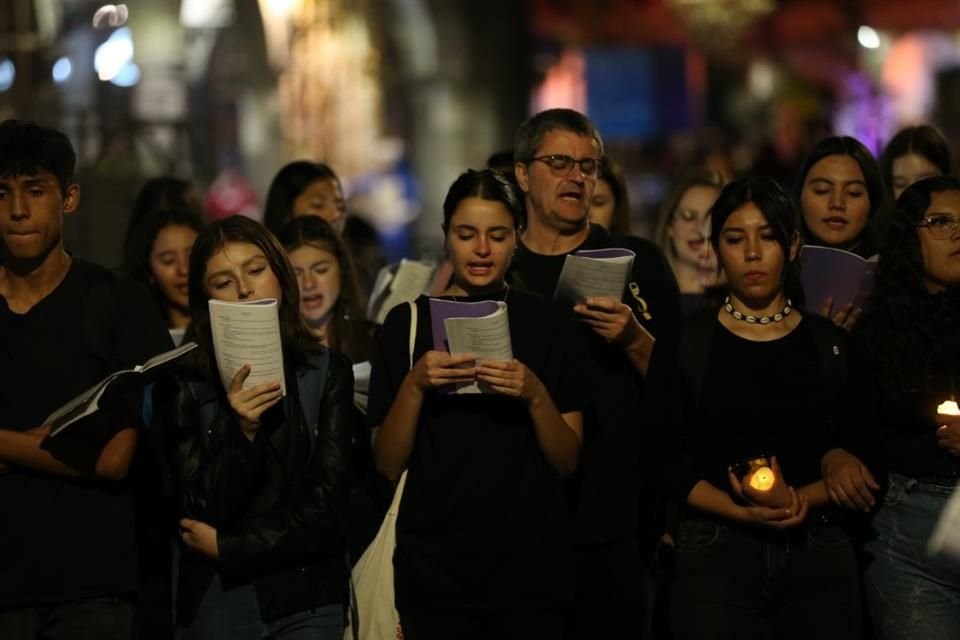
top-left (153, 215), bottom-right (354, 640)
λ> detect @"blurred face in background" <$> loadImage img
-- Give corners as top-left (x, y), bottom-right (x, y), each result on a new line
top-left (668, 185), bottom-right (720, 270)
top-left (287, 242), bottom-right (342, 330)
top-left (292, 178), bottom-right (346, 232)
top-left (892, 153), bottom-right (942, 201)
top-left (149, 223), bottom-right (198, 316)
top-left (589, 178), bottom-right (616, 230)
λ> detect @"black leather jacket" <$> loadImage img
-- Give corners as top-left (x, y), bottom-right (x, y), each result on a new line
top-left (154, 348), bottom-right (355, 625)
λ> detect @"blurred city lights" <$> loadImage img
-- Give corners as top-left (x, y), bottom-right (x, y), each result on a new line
top-left (94, 27), bottom-right (134, 82)
top-left (110, 62), bottom-right (140, 87)
top-left (0, 58), bottom-right (15, 92)
top-left (52, 57), bottom-right (73, 84)
top-left (858, 26), bottom-right (881, 49)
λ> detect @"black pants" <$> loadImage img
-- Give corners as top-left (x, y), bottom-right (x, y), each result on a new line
top-left (0, 597), bottom-right (134, 640)
top-left (670, 518), bottom-right (860, 640)
top-left (566, 539), bottom-right (648, 640)
top-left (401, 610), bottom-right (564, 640)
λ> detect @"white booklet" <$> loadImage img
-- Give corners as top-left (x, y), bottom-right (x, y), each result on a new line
top-left (46, 341), bottom-right (199, 436)
top-left (367, 259), bottom-right (436, 325)
top-left (439, 300), bottom-right (513, 395)
top-left (208, 298), bottom-right (287, 395)
top-left (554, 248), bottom-right (635, 304)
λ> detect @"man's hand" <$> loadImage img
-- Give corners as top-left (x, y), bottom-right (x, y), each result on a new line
top-left (180, 518), bottom-right (219, 560)
top-left (821, 448), bottom-right (880, 511)
top-left (574, 296), bottom-right (640, 345)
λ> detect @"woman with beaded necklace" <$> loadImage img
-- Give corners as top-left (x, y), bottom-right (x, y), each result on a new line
top-left (367, 169), bottom-right (588, 639)
top-left (646, 176), bottom-right (860, 639)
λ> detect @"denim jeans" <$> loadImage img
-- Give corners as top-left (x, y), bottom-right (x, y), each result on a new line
top-left (177, 574), bottom-right (343, 640)
top-left (864, 472), bottom-right (960, 640)
top-left (670, 517), bottom-right (860, 640)
top-left (0, 596), bottom-right (133, 640)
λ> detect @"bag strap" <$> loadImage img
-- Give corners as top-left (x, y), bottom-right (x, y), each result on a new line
top-left (408, 300), bottom-right (417, 371)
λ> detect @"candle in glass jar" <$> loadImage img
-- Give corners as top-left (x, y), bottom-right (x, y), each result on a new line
top-left (938, 400), bottom-right (960, 417)
top-left (748, 466), bottom-right (776, 491)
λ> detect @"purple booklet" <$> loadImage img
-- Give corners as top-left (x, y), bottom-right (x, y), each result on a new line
top-left (428, 298), bottom-right (502, 352)
top-left (799, 246), bottom-right (878, 312)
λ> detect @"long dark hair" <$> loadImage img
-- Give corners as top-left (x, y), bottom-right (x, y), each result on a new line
top-left (710, 176), bottom-right (803, 304)
top-left (857, 176), bottom-right (960, 399)
top-left (655, 168), bottom-right (726, 262)
top-left (187, 215), bottom-right (316, 380)
top-left (881, 125), bottom-right (954, 195)
top-left (793, 136), bottom-right (883, 256)
top-left (277, 216), bottom-right (370, 362)
top-left (442, 169), bottom-right (524, 232)
top-left (263, 161), bottom-right (342, 235)
top-left (123, 206), bottom-right (205, 322)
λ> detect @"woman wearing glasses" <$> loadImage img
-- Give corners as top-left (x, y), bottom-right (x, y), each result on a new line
top-left (823, 176), bottom-right (960, 640)
top-left (654, 170), bottom-right (727, 314)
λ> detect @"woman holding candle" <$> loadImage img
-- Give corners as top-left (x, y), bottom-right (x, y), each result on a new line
top-left (823, 175), bottom-right (960, 640)
top-left (368, 169), bottom-right (588, 639)
top-left (646, 176), bottom-right (860, 639)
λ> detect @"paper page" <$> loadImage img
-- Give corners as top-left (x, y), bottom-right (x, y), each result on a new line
top-left (371, 259), bottom-right (435, 325)
top-left (140, 341), bottom-right (198, 372)
top-left (928, 481), bottom-right (960, 559)
top-left (428, 298), bottom-right (501, 352)
top-left (554, 249), bottom-right (635, 304)
top-left (444, 302), bottom-right (512, 394)
top-left (799, 246), bottom-right (872, 311)
top-left (208, 298), bottom-right (287, 395)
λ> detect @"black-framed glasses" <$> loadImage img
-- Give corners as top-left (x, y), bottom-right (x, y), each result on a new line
top-left (919, 213), bottom-right (960, 239)
top-left (532, 154), bottom-right (601, 177)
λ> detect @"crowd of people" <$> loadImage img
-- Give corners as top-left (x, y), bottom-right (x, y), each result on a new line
top-left (0, 108), bottom-right (958, 640)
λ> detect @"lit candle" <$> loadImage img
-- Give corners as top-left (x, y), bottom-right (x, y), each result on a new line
top-left (938, 400), bottom-right (960, 417)
top-left (748, 466), bottom-right (776, 492)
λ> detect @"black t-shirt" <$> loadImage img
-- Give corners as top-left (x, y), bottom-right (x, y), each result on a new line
top-left (0, 258), bottom-right (172, 607)
top-left (650, 316), bottom-right (842, 504)
top-left (507, 224), bottom-right (682, 543)
top-left (367, 290), bottom-right (588, 613)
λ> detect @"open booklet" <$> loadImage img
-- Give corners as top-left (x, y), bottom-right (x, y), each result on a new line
top-left (46, 341), bottom-right (199, 436)
top-left (799, 246), bottom-right (878, 312)
top-left (554, 248), bottom-right (635, 304)
top-left (367, 259), bottom-right (436, 325)
top-left (208, 298), bottom-right (287, 396)
top-left (428, 298), bottom-right (513, 395)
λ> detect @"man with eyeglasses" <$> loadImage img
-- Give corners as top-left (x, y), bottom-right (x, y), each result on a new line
top-left (507, 108), bottom-right (681, 639)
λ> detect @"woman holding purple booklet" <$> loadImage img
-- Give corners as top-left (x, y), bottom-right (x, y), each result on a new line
top-left (367, 169), bottom-right (589, 640)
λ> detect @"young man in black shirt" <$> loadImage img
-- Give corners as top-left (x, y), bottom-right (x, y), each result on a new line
top-left (507, 108), bottom-right (682, 638)
top-left (0, 120), bottom-right (172, 638)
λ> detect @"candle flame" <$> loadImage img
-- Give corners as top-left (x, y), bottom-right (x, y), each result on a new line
top-left (938, 400), bottom-right (960, 416)
top-left (748, 466), bottom-right (776, 491)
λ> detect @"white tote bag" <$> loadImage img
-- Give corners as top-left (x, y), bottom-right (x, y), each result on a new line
top-left (345, 301), bottom-right (416, 640)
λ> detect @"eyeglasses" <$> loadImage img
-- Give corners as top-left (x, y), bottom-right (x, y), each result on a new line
top-left (919, 213), bottom-right (960, 239)
top-left (532, 154), bottom-right (601, 177)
